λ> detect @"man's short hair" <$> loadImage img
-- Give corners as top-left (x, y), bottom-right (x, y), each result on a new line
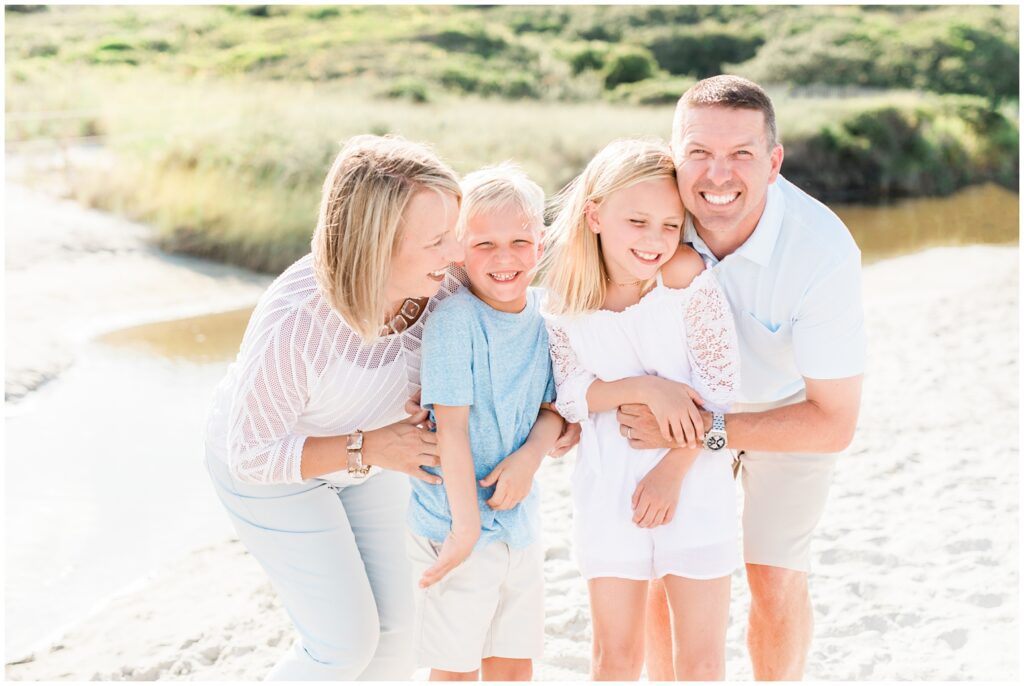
top-left (673, 75), bottom-right (779, 149)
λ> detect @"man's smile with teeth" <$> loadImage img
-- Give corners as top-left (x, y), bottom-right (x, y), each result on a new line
top-left (701, 191), bottom-right (739, 206)
top-left (489, 271), bottom-right (519, 282)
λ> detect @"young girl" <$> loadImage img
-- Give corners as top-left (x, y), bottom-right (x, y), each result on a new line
top-left (540, 138), bottom-right (740, 680)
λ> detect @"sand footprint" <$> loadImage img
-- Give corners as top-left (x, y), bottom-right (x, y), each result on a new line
top-left (939, 628), bottom-right (968, 650)
top-left (966, 593), bottom-right (1004, 608)
top-left (944, 538), bottom-right (992, 554)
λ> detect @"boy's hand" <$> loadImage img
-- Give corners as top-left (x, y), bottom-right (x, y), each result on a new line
top-left (479, 449), bottom-right (542, 511)
top-left (631, 457), bottom-right (686, 528)
top-left (550, 421), bottom-right (581, 458)
top-left (419, 529), bottom-right (478, 588)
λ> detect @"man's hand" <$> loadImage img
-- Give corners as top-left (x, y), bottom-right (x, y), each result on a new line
top-left (550, 421), bottom-right (581, 458)
top-left (479, 449), bottom-right (542, 511)
top-left (418, 528), bottom-right (478, 588)
top-left (617, 400), bottom-right (710, 451)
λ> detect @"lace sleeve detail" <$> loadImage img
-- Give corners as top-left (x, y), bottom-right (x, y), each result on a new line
top-left (545, 320), bottom-right (596, 424)
top-left (684, 271), bottom-right (740, 414)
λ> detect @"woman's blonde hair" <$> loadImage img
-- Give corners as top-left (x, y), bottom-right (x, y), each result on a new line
top-left (541, 138), bottom-right (678, 316)
top-left (311, 134), bottom-right (460, 341)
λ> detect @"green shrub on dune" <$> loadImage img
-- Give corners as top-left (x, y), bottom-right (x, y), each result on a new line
top-left (643, 25), bottom-right (764, 79)
top-left (606, 77), bottom-right (697, 106)
top-left (782, 99), bottom-right (1018, 201)
top-left (601, 46), bottom-right (659, 89)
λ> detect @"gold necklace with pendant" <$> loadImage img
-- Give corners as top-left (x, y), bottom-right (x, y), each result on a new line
top-left (380, 297), bottom-right (426, 336)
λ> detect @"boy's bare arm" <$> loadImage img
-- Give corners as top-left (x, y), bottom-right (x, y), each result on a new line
top-left (433, 404), bottom-right (480, 537)
top-left (480, 408), bottom-right (564, 511)
top-left (539, 402), bottom-right (581, 457)
top-left (418, 404), bottom-right (479, 588)
top-left (519, 406), bottom-right (566, 461)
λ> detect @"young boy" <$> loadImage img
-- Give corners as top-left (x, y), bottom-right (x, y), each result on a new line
top-left (409, 163), bottom-right (564, 681)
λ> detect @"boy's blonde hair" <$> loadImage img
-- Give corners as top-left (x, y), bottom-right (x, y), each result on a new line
top-left (311, 134), bottom-right (461, 341)
top-left (540, 138), bottom-right (678, 316)
top-left (456, 162), bottom-right (546, 241)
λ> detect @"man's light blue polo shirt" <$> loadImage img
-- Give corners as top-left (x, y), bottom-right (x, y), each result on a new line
top-left (684, 174), bottom-right (866, 404)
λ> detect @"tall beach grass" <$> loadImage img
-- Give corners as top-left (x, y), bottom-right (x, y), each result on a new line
top-left (7, 69), bottom-right (1016, 274)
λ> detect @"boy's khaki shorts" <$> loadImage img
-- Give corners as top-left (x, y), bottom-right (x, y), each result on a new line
top-left (407, 532), bottom-right (544, 673)
top-left (732, 391), bottom-right (839, 573)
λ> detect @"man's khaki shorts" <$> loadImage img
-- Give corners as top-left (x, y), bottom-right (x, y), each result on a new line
top-left (732, 391), bottom-right (838, 573)
top-left (407, 532), bottom-right (544, 673)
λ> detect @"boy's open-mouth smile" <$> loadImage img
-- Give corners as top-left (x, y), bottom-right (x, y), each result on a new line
top-left (427, 268), bottom-right (446, 282)
top-left (488, 270), bottom-right (521, 283)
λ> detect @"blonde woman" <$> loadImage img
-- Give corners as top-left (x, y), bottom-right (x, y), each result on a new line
top-left (541, 139), bottom-right (741, 680)
top-left (204, 135), bottom-right (468, 680)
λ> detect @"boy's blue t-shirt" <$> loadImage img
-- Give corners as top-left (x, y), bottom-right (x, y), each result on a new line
top-left (410, 287), bottom-right (555, 550)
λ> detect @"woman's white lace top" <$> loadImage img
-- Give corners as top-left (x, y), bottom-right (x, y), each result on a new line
top-left (205, 253), bottom-right (466, 485)
top-left (545, 268), bottom-right (740, 424)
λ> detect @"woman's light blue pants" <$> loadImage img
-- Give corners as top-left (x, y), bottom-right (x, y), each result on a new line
top-left (206, 455), bottom-right (415, 680)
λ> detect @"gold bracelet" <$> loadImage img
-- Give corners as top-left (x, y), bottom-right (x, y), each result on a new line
top-left (346, 430), bottom-right (369, 477)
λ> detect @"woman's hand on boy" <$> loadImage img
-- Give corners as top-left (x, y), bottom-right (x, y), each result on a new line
top-left (419, 528), bottom-right (479, 588)
top-left (362, 416), bottom-right (441, 484)
top-left (479, 449), bottom-right (543, 510)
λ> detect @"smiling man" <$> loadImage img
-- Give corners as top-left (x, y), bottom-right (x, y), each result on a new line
top-left (620, 75), bottom-right (866, 680)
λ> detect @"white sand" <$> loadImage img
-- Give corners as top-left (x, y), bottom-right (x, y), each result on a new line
top-left (4, 183), bottom-right (1018, 680)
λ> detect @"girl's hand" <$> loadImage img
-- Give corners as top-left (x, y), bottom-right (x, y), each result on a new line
top-left (362, 409), bottom-right (442, 484)
top-left (418, 528), bottom-right (479, 588)
top-left (631, 452), bottom-right (689, 528)
top-left (478, 449), bottom-right (542, 511)
top-left (639, 377), bottom-right (706, 448)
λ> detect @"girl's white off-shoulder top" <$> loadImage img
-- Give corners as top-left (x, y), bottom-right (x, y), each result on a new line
top-left (205, 253), bottom-right (465, 486)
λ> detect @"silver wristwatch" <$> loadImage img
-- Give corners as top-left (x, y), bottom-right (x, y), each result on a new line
top-left (346, 430), bottom-right (370, 478)
top-left (703, 413), bottom-right (727, 451)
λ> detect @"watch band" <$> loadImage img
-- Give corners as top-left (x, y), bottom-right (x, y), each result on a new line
top-left (711, 413), bottom-right (726, 434)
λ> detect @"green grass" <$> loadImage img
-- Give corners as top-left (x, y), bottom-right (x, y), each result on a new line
top-left (12, 69), bottom-right (1010, 275)
top-left (5, 4), bottom-right (1017, 101)
top-left (4, 5), bottom-right (1018, 274)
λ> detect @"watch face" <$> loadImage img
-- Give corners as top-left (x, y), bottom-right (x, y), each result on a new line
top-left (705, 432), bottom-right (727, 451)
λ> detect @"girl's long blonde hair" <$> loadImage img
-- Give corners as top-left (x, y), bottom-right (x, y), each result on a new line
top-left (541, 138), bottom-right (679, 316)
top-left (311, 134), bottom-right (460, 341)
